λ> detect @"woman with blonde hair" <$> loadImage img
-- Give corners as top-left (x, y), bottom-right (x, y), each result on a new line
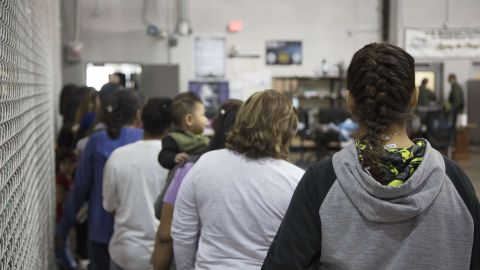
top-left (72, 87), bottom-right (100, 141)
top-left (171, 90), bottom-right (305, 270)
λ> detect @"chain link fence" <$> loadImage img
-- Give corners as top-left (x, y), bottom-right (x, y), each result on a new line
top-left (0, 0), bottom-right (60, 268)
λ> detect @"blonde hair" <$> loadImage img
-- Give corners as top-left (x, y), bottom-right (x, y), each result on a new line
top-left (226, 90), bottom-right (297, 160)
top-left (74, 89), bottom-right (98, 125)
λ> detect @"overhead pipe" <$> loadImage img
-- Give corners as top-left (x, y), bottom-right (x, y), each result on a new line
top-left (382, 0), bottom-right (390, 41)
top-left (74, 0), bottom-right (81, 42)
top-left (176, 0), bottom-right (191, 35)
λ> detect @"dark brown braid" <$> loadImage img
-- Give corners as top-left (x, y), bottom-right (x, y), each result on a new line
top-left (347, 43), bottom-right (415, 183)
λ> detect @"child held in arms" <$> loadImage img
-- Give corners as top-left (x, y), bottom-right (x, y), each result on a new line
top-left (158, 92), bottom-right (209, 170)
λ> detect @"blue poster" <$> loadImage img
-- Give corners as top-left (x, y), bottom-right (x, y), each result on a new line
top-left (189, 81), bottom-right (229, 118)
top-left (266, 40), bottom-right (302, 65)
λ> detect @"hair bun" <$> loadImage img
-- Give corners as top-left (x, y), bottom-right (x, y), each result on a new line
top-left (161, 98), bottom-right (172, 110)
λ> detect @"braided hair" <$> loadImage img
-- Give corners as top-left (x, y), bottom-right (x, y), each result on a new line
top-left (105, 90), bottom-right (141, 139)
top-left (347, 43), bottom-right (415, 183)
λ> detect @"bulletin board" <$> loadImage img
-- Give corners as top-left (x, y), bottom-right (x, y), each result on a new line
top-left (194, 35), bottom-right (226, 78)
top-left (227, 57), bottom-right (272, 100)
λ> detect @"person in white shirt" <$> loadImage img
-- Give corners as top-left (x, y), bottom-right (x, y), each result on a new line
top-left (171, 90), bottom-right (305, 270)
top-left (103, 97), bottom-right (172, 270)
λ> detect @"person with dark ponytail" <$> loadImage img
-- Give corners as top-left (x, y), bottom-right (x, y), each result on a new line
top-left (262, 43), bottom-right (479, 270)
top-left (57, 90), bottom-right (143, 270)
top-left (103, 97), bottom-right (172, 270)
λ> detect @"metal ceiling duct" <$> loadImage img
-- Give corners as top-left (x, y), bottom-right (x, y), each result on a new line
top-left (176, 0), bottom-right (191, 35)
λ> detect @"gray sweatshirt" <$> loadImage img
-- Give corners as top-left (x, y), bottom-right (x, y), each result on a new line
top-left (172, 149), bottom-right (305, 270)
top-left (263, 141), bottom-right (480, 270)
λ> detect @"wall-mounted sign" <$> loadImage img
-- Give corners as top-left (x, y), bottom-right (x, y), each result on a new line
top-left (228, 21), bottom-right (243, 33)
top-left (266, 40), bottom-right (302, 65)
top-left (194, 35), bottom-right (226, 78)
top-left (405, 28), bottom-right (480, 58)
top-left (189, 81), bottom-right (229, 118)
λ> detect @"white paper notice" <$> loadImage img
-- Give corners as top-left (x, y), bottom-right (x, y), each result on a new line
top-left (194, 35), bottom-right (226, 78)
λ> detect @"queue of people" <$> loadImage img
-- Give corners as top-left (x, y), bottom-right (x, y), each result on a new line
top-left (55, 43), bottom-right (479, 270)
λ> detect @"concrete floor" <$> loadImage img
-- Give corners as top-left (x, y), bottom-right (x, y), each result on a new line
top-left (457, 149), bottom-right (480, 197)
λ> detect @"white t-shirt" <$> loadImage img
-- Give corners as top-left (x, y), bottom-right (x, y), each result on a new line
top-left (172, 149), bottom-right (305, 270)
top-left (103, 140), bottom-right (169, 270)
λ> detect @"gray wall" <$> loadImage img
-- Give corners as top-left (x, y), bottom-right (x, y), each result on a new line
top-left (61, 0), bottom-right (171, 85)
top-left (61, 0), bottom-right (480, 102)
top-left (391, 0), bottom-right (480, 101)
top-left (172, 0), bottom-right (381, 90)
top-left (61, 0), bottom-right (382, 90)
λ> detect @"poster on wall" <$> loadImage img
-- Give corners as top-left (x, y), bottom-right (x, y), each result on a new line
top-left (227, 58), bottom-right (272, 101)
top-left (194, 35), bottom-right (226, 78)
top-left (266, 40), bottom-right (302, 65)
top-left (405, 28), bottom-right (480, 58)
top-left (189, 81), bottom-right (229, 118)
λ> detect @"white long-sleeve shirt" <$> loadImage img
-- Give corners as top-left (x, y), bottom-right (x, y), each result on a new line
top-left (172, 149), bottom-right (304, 270)
top-left (103, 140), bottom-right (169, 270)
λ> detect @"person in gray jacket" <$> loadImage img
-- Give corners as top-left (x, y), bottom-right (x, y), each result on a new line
top-left (262, 43), bottom-right (480, 270)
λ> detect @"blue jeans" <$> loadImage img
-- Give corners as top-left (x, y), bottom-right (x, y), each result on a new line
top-left (55, 238), bottom-right (77, 270)
top-left (89, 242), bottom-right (109, 270)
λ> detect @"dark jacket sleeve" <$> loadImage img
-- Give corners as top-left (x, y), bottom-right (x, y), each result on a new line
top-left (158, 136), bottom-right (180, 170)
top-left (444, 157), bottom-right (480, 270)
top-left (262, 159), bottom-right (336, 270)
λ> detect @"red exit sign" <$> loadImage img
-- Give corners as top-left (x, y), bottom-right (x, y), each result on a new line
top-left (228, 21), bottom-right (243, 33)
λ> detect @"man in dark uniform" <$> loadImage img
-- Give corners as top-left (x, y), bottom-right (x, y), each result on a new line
top-left (418, 78), bottom-right (436, 106)
top-left (447, 73), bottom-right (465, 113)
top-left (447, 73), bottom-right (465, 131)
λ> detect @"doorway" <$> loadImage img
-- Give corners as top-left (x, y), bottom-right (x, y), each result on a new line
top-left (415, 62), bottom-right (444, 101)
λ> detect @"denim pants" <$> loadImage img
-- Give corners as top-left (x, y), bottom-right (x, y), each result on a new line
top-left (88, 241), bottom-right (109, 270)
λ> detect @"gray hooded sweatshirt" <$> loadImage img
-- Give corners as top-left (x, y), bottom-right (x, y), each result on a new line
top-left (263, 141), bottom-right (480, 270)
